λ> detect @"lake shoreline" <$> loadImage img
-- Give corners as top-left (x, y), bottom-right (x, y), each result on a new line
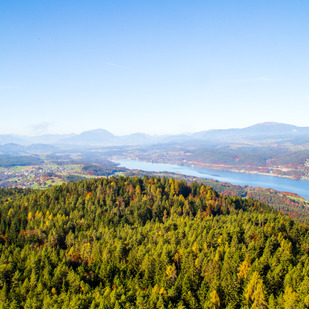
top-left (186, 161), bottom-right (309, 181)
top-left (113, 159), bottom-right (309, 199)
top-left (115, 157), bottom-right (308, 181)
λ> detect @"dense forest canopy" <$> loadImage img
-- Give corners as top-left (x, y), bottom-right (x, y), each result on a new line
top-left (1, 176), bottom-right (309, 308)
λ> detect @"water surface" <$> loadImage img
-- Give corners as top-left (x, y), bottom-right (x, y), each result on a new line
top-left (114, 159), bottom-right (309, 199)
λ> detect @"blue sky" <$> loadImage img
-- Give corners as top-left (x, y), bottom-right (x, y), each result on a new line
top-left (1, 1), bottom-right (309, 136)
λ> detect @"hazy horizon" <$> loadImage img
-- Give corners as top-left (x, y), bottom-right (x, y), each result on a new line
top-left (0, 121), bottom-right (306, 138)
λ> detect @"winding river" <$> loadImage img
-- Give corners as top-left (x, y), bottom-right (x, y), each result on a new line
top-left (113, 159), bottom-right (309, 199)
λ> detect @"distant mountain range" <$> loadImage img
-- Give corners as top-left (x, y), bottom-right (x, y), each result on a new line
top-left (1, 122), bottom-right (309, 149)
top-left (193, 122), bottom-right (309, 142)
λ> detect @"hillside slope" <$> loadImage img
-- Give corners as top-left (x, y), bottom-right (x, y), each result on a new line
top-left (1, 177), bottom-right (309, 308)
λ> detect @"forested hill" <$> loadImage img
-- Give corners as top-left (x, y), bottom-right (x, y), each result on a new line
top-left (1, 177), bottom-right (309, 308)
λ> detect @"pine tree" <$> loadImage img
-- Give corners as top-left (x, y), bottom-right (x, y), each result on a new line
top-left (244, 271), bottom-right (267, 309)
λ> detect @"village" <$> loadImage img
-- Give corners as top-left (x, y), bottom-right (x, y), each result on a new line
top-left (0, 163), bottom-right (85, 189)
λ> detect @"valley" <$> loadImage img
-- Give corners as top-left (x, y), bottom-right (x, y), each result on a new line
top-left (1, 122), bottom-right (309, 226)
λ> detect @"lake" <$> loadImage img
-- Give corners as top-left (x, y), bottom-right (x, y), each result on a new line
top-left (113, 159), bottom-right (309, 199)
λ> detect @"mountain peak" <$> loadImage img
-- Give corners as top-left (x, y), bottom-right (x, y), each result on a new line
top-left (253, 122), bottom-right (280, 126)
top-left (80, 129), bottom-right (114, 135)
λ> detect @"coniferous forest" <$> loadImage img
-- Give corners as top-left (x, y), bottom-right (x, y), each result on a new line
top-left (1, 176), bottom-right (309, 308)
